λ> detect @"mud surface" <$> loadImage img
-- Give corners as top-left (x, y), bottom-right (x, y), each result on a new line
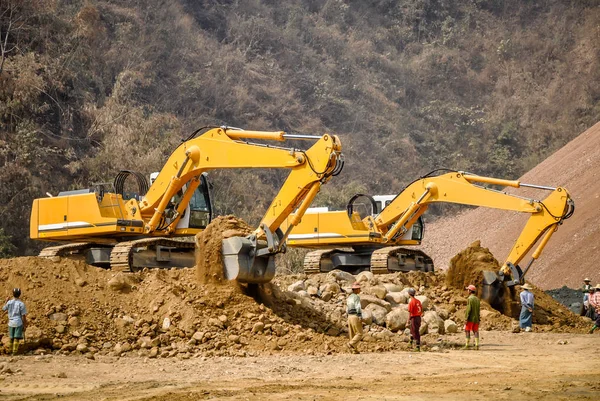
top-left (0, 331), bottom-right (599, 400)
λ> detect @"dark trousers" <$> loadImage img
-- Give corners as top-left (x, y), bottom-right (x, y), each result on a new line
top-left (410, 316), bottom-right (421, 346)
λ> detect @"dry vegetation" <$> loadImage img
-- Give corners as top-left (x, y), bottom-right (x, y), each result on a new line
top-left (0, 0), bottom-right (599, 255)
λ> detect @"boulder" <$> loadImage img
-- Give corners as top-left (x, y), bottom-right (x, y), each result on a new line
top-left (385, 292), bottom-right (408, 305)
top-left (423, 311), bottom-right (445, 334)
top-left (444, 319), bottom-right (458, 334)
top-left (365, 303), bottom-right (388, 326)
top-left (288, 280), bottom-right (306, 292)
top-left (323, 282), bottom-right (341, 293)
top-left (415, 295), bottom-right (430, 310)
top-left (361, 309), bottom-right (373, 325)
top-left (326, 270), bottom-right (355, 283)
top-left (360, 295), bottom-right (392, 312)
top-left (385, 309), bottom-right (410, 332)
top-left (356, 271), bottom-right (374, 283)
top-left (382, 283), bottom-right (403, 293)
top-left (320, 291), bottom-right (333, 302)
top-left (368, 285), bottom-right (387, 300)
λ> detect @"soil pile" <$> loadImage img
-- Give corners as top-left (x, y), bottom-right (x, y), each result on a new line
top-left (195, 215), bottom-right (252, 284)
top-left (420, 121), bottom-right (600, 289)
top-left (0, 253), bottom-right (590, 359)
top-left (445, 240), bottom-right (500, 291)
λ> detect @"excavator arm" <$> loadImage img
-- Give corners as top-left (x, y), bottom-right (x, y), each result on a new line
top-left (374, 171), bottom-right (574, 285)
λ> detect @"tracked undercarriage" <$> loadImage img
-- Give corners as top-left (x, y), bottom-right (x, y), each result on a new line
top-left (303, 246), bottom-right (434, 276)
top-left (39, 238), bottom-right (197, 272)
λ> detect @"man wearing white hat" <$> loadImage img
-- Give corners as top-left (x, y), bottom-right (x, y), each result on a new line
top-left (589, 283), bottom-right (600, 334)
top-left (519, 283), bottom-right (535, 332)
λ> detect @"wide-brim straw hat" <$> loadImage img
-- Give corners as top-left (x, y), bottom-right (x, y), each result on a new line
top-left (584, 278), bottom-right (591, 282)
top-left (351, 282), bottom-right (361, 290)
top-left (521, 283), bottom-right (533, 290)
top-left (595, 284), bottom-right (600, 290)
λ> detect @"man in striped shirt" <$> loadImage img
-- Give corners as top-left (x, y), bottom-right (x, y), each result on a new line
top-left (589, 284), bottom-right (600, 334)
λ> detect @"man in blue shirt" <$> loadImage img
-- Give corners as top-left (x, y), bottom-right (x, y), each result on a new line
top-left (2, 288), bottom-right (27, 355)
top-left (519, 283), bottom-right (534, 332)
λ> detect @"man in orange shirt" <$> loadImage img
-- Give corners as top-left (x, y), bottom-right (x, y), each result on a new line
top-left (406, 288), bottom-right (423, 352)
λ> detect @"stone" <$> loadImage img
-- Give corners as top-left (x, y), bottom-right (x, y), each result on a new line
top-left (50, 313), bottom-right (68, 323)
top-left (67, 316), bottom-right (80, 327)
top-left (385, 309), bottom-right (410, 332)
top-left (107, 273), bottom-right (131, 293)
top-left (306, 286), bottom-right (319, 296)
top-left (320, 291), bottom-right (333, 302)
top-left (382, 283), bottom-right (403, 293)
top-left (423, 311), bottom-right (445, 334)
top-left (365, 303), bottom-right (388, 326)
top-left (228, 335), bottom-right (240, 344)
top-left (369, 286), bottom-right (388, 300)
top-left (324, 282), bottom-right (341, 293)
top-left (252, 322), bottom-right (265, 334)
top-left (326, 270), bottom-right (355, 283)
top-left (162, 318), bottom-right (171, 330)
top-left (444, 320), bottom-right (458, 334)
top-left (55, 325), bottom-right (66, 334)
top-left (385, 292), bottom-right (408, 305)
top-left (76, 343), bottom-right (88, 353)
top-left (360, 295), bottom-right (392, 312)
top-left (288, 281), bottom-right (306, 292)
top-left (415, 295), bottom-right (430, 310)
top-left (75, 278), bottom-right (87, 287)
top-left (355, 271), bottom-right (374, 282)
top-left (361, 309), bottom-right (373, 325)
top-left (192, 331), bottom-right (205, 342)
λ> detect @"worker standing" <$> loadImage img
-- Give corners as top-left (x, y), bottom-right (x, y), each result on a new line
top-left (346, 282), bottom-right (363, 353)
top-left (519, 283), bottom-right (535, 332)
top-left (581, 278), bottom-right (593, 316)
top-left (586, 287), bottom-right (597, 320)
top-left (406, 288), bottom-right (422, 352)
top-left (2, 288), bottom-right (27, 355)
top-left (464, 284), bottom-right (480, 350)
top-left (589, 284), bottom-right (600, 334)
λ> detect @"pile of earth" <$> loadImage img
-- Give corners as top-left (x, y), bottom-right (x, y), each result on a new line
top-left (0, 218), bottom-right (589, 359)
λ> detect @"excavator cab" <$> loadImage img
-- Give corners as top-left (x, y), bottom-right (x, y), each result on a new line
top-left (174, 173), bottom-right (213, 230)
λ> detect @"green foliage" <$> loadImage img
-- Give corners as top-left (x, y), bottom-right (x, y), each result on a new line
top-left (0, 228), bottom-right (16, 258)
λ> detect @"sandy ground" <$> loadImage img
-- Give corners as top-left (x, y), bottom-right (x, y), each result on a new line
top-left (1, 331), bottom-right (599, 401)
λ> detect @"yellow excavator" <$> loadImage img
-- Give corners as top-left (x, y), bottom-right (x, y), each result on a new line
top-left (30, 126), bottom-right (343, 283)
top-left (284, 169), bottom-right (574, 294)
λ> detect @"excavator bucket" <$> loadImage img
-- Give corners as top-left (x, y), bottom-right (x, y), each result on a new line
top-left (221, 236), bottom-right (276, 284)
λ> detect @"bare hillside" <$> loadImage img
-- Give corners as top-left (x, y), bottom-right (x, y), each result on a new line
top-left (420, 122), bottom-right (600, 290)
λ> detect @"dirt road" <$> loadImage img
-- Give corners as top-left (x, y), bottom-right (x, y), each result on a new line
top-left (1, 331), bottom-right (599, 400)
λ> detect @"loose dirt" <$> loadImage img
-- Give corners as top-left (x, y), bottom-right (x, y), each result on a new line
top-left (0, 331), bottom-right (599, 400)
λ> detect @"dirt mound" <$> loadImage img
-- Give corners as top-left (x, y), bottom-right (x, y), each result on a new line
top-left (443, 241), bottom-right (589, 329)
top-left (445, 240), bottom-right (516, 316)
top-left (195, 215), bottom-right (252, 284)
top-left (446, 240), bottom-right (500, 290)
top-left (0, 250), bottom-right (589, 359)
